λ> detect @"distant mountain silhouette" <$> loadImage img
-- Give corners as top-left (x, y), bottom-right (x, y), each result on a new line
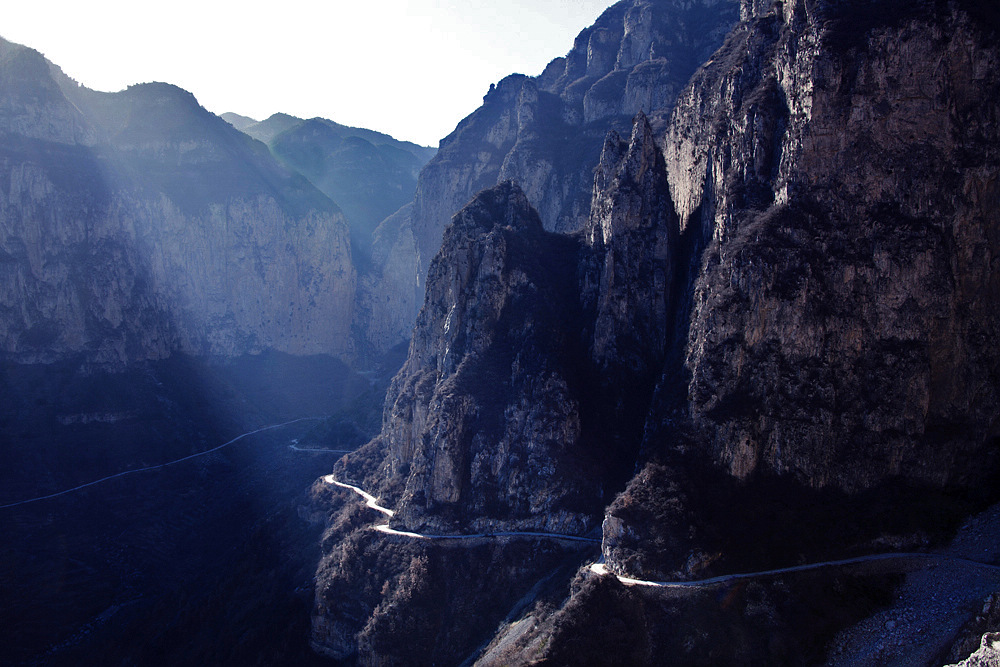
top-left (228, 112), bottom-right (436, 259)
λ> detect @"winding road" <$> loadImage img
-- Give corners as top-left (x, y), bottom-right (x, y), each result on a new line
top-left (0, 418), bottom-right (323, 510)
top-left (289, 443), bottom-right (355, 454)
top-left (589, 553), bottom-right (1000, 588)
top-left (325, 476), bottom-right (1000, 589)
top-left (324, 476), bottom-right (600, 543)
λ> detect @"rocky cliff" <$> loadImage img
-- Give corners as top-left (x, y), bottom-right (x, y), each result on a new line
top-left (356, 0), bottom-right (740, 356)
top-left (335, 183), bottom-right (604, 536)
top-left (0, 38), bottom-right (356, 365)
top-left (601, 0), bottom-right (1000, 580)
top-left (311, 115), bottom-right (683, 662)
top-left (665, 0), bottom-right (1000, 491)
top-left (313, 0), bottom-right (1000, 664)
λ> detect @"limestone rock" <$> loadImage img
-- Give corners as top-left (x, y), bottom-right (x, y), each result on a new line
top-left (671, 0), bottom-right (1000, 491)
top-left (337, 182), bottom-right (604, 535)
top-left (586, 111), bottom-right (678, 378)
top-left (315, 114), bottom-right (686, 662)
top-left (947, 634), bottom-right (1000, 667)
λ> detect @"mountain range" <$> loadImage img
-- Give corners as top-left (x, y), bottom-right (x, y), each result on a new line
top-left (0, 36), bottom-right (355, 364)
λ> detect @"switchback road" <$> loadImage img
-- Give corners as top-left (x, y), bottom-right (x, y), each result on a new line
top-left (325, 476), bottom-right (1000, 588)
top-left (324, 476), bottom-right (599, 543)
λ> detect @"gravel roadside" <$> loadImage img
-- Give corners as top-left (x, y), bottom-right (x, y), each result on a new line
top-left (824, 503), bottom-right (1000, 666)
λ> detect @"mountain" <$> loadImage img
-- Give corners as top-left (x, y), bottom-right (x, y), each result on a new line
top-left (230, 113), bottom-right (436, 260)
top-left (355, 0), bottom-right (740, 356)
top-left (310, 0), bottom-right (1000, 664)
top-left (0, 37), bottom-right (371, 664)
top-left (0, 37), bottom-right (356, 365)
top-left (219, 111), bottom-right (258, 132)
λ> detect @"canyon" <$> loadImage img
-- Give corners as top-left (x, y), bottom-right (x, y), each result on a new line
top-left (2, 0), bottom-right (999, 664)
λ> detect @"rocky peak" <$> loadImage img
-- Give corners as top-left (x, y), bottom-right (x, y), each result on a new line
top-left (356, 0), bottom-right (741, 358)
top-left (232, 112), bottom-right (302, 143)
top-left (588, 112), bottom-right (672, 247)
top-left (587, 113), bottom-right (678, 379)
top-left (449, 180), bottom-right (542, 238)
top-left (0, 37), bottom-right (95, 145)
top-left (335, 182), bottom-right (610, 535)
top-left (409, 181), bottom-right (547, 381)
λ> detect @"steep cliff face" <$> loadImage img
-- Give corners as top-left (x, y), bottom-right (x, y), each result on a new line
top-left (0, 39), bottom-right (355, 364)
top-left (357, 0), bottom-right (740, 356)
top-left (597, 0), bottom-right (1000, 582)
top-left (313, 115), bottom-right (681, 661)
top-left (580, 111), bottom-right (681, 460)
top-left (585, 112), bottom-right (678, 382)
top-left (668, 0), bottom-right (1000, 491)
top-left (337, 140), bottom-right (677, 535)
top-left (311, 183), bottom-right (606, 663)
top-left (337, 183), bottom-right (605, 535)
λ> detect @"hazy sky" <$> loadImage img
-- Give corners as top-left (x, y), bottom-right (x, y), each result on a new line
top-left (4, 0), bottom-right (615, 146)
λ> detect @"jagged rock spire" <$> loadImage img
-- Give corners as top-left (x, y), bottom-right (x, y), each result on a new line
top-left (587, 112), bottom-right (679, 375)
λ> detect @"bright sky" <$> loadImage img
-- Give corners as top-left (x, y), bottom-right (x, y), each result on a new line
top-left (4, 0), bottom-right (615, 147)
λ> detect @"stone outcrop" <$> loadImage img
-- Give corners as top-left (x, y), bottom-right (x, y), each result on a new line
top-left (947, 634), bottom-right (1000, 667)
top-left (335, 182), bottom-right (604, 536)
top-left (585, 111), bottom-right (677, 382)
top-left (0, 38), bottom-right (356, 365)
top-left (356, 0), bottom-right (740, 356)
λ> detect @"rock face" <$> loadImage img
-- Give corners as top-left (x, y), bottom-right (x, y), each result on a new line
top-left (337, 183), bottom-right (603, 536)
top-left (313, 115), bottom-right (682, 661)
top-left (356, 0), bottom-right (740, 355)
top-left (313, 0), bottom-right (1000, 664)
top-left (668, 0), bottom-right (1000, 492)
top-left (603, 0), bottom-right (1000, 579)
top-left (0, 38), bottom-right (355, 365)
top-left (586, 112), bottom-right (677, 386)
top-left (947, 634), bottom-right (1000, 667)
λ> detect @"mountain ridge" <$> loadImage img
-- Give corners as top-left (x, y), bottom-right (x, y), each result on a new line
top-left (229, 111), bottom-right (437, 264)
